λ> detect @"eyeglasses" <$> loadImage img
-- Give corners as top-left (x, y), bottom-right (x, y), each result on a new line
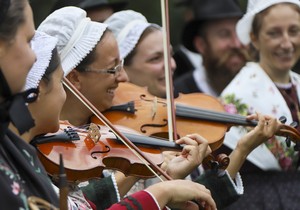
top-left (84, 59), bottom-right (124, 76)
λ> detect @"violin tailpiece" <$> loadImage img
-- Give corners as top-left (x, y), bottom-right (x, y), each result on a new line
top-left (30, 127), bottom-right (80, 145)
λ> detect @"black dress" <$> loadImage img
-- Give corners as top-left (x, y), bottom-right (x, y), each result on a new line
top-left (0, 129), bottom-right (59, 209)
top-left (216, 145), bottom-right (300, 210)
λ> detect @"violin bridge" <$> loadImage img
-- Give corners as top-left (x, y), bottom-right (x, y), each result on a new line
top-left (151, 96), bottom-right (157, 120)
top-left (88, 123), bottom-right (101, 143)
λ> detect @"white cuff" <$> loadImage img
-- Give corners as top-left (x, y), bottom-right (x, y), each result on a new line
top-left (225, 170), bottom-right (244, 195)
top-left (111, 172), bottom-right (121, 202)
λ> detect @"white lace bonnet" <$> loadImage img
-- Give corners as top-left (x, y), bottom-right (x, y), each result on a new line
top-left (24, 31), bottom-right (58, 91)
top-left (236, 0), bottom-right (300, 45)
top-left (104, 10), bottom-right (161, 59)
top-left (37, 6), bottom-right (108, 76)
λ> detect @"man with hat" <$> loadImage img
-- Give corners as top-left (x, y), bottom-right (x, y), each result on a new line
top-left (174, 0), bottom-right (249, 97)
top-left (172, 0), bottom-right (203, 80)
top-left (78, 0), bottom-right (128, 22)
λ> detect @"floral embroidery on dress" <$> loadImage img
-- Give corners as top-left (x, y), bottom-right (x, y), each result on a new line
top-left (0, 159), bottom-right (29, 210)
top-left (222, 94), bottom-right (249, 115)
top-left (221, 93), bottom-right (298, 171)
top-left (12, 181), bottom-right (21, 195)
top-left (22, 149), bottom-right (41, 173)
top-left (269, 86), bottom-right (276, 94)
top-left (265, 136), bottom-right (297, 171)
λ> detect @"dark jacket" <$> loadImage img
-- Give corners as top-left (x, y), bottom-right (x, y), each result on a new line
top-left (0, 129), bottom-right (59, 209)
top-left (174, 71), bottom-right (203, 96)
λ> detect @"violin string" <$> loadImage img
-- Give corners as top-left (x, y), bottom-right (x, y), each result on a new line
top-left (134, 98), bottom-right (256, 126)
top-left (176, 104), bottom-right (257, 126)
top-left (63, 79), bottom-right (167, 181)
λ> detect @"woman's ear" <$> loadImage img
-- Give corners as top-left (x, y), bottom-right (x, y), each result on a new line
top-left (250, 32), bottom-right (259, 50)
top-left (66, 70), bottom-right (81, 90)
top-left (38, 79), bottom-right (48, 95)
top-left (194, 36), bottom-right (206, 54)
top-left (0, 40), bottom-right (7, 57)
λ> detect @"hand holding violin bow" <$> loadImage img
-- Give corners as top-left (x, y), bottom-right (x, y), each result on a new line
top-left (161, 134), bottom-right (212, 179)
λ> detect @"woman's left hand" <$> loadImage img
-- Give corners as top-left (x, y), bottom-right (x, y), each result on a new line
top-left (237, 112), bottom-right (283, 155)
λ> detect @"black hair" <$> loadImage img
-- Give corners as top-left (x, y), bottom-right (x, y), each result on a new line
top-left (75, 29), bottom-right (110, 72)
top-left (24, 47), bottom-right (60, 103)
top-left (0, 0), bottom-right (27, 99)
top-left (0, 0), bottom-right (27, 42)
top-left (42, 47), bottom-right (60, 85)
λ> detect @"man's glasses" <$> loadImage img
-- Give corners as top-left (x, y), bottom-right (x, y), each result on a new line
top-left (84, 59), bottom-right (124, 76)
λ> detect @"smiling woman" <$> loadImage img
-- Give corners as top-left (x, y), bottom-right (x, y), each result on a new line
top-left (104, 10), bottom-right (177, 98)
top-left (220, 0), bottom-right (300, 209)
top-left (0, 0), bottom-right (60, 209)
top-left (36, 6), bottom-right (219, 210)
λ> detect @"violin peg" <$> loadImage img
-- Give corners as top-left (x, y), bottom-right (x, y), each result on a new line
top-left (290, 121), bottom-right (298, 128)
top-left (209, 160), bottom-right (219, 174)
top-left (216, 154), bottom-right (230, 170)
top-left (294, 143), bottom-right (300, 151)
top-left (279, 116), bottom-right (287, 124)
top-left (285, 136), bottom-right (291, 148)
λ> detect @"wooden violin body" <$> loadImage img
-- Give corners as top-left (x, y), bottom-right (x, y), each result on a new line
top-left (93, 83), bottom-right (227, 150)
top-left (34, 121), bottom-right (167, 182)
top-left (93, 82), bottom-right (300, 150)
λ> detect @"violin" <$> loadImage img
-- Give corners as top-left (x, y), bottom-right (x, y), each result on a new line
top-left (32, 121), bottom-right (189, 182)
top-left (92, 82), bottom-right (300, 150)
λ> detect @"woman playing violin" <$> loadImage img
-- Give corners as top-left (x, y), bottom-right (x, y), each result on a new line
top-left (105, 7), bottom-right (300, 208)
top-left (220, 0), bottom-right (300, 209)
top-left (19, 30), bottom-right (217, 210)
top-left (37, 6), bottom-right (284, 210)
top-left (36, 6), bottom-right (220, 210)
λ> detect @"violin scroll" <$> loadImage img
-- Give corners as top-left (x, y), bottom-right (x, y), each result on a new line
top-left (277, 116), bottom-right (300, 151)
top-left (202, 153), bottom-right (230, 173)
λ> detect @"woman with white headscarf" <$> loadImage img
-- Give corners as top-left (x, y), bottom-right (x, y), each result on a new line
top-left (221, 0), bottom-right (300, 209)
top-left (0, 0), bottom-right (61, 208)
top-left (37, 6), bottom-right (220, 210)
top-left (104, 10), bottom-right (176, 98)
top-left (104, 9), bottom-right (297, 209)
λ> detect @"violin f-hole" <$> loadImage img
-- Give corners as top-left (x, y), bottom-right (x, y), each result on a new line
top-left (140, 119), bottom-right (168, 134)
top-left (91, 146), bottom-right (111, 159)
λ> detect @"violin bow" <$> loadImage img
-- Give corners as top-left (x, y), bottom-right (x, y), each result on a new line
top-left (59, 154), bottom-right (68, 210)
top-left (63, 78), bottom-right (172, 181)
top-left (160, 0), bottom-right (178, 141)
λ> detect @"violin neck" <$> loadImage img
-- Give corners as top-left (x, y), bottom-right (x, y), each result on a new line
top-left (113, 132), bottom-right (183, 151)
top-left (176, 104), bottom-right (257, 127)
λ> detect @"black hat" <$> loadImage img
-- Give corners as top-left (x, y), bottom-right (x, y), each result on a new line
top-left (78, 0), bottom-right (128, 12)
top-left (51, 0), bottom-right (84, 12)
top-left (182, 0), bottom-right (243, 52)
top-left (174, 0), bottom-right (193, 7)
